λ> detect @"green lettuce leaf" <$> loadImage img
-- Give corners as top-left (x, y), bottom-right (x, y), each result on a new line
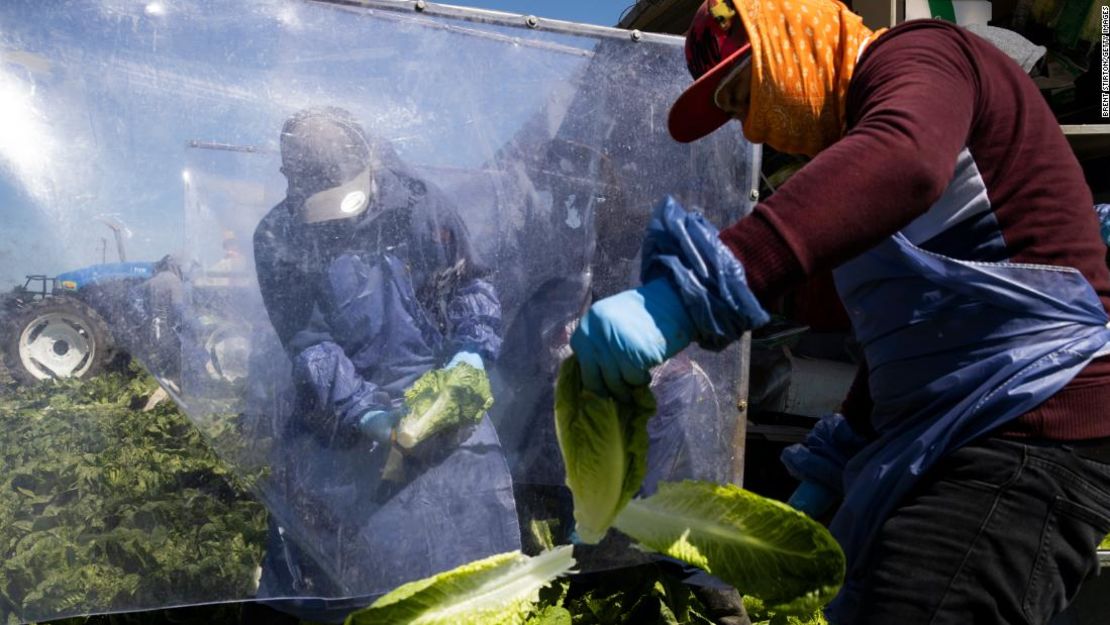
top-left (553, 357), bottom-right (655, 544)
top-left (395, 362), bottom-right (494, 450)
top-left (744, 596), bottom-right (830, 625)
top-left (525, 605), bottom-right (572, 625)
top-left (551, 562), bottom-right (716, 625)
top-left (613, 481), bottom-right (844, 616)
top-left (345, 546), bottom-right (576, 625)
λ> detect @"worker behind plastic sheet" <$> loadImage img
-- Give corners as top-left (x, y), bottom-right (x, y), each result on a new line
top-left (569, 1), bottom-right (1110, 624)
top-left (249, 106), bottom-right (519, 623)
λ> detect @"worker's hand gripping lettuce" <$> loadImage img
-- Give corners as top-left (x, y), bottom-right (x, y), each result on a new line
top-left (395, 362), bottom-right (493, 450)
top-left (345, 546), bottom-right (576, 625)
top-left (554, 355), bottom-right (844, 616)
top-left (554, 356), bottom-right (655, 544)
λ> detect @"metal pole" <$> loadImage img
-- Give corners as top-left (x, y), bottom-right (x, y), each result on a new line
top-left (186, 140), bottom-right (272, 154)
top-left (97, 217), bottom-right (129, 263)
top-left (729, 331), bottom-right (752, 486)
top-left (728, 143), bottom-right (763, 486)
top-left (307, 0), bottom-right (682, 46)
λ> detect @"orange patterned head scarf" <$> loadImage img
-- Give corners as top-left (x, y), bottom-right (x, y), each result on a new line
top-left (736, 0), bottom-right (884, 156)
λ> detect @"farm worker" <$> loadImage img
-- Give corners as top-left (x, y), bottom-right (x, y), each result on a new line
top-left (250, 106), bottom-right (519, 623)
top-left (570, 0), bottom-right (1110, 623)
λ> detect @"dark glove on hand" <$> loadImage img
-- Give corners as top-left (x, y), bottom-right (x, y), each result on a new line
top-left (570, 196), bottom-right (769, 400)
top-left (781, 412), bottom-right (870, 518)
top-left (640, 196), bottom-right (770, 350)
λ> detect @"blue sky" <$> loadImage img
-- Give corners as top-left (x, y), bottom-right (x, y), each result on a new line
top-left (442, 1), bottom-right (632, 26)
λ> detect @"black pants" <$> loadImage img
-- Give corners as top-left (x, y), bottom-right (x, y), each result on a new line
top-left (857, 437), bottom-right (1110, 625)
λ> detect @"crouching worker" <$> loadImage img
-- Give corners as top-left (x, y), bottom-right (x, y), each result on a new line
top-left (249, 107), bottom-right (520, 623)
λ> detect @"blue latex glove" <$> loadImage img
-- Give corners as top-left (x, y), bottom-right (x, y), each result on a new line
top-left (569, 197), bottom-right (769, 400)
top-left (787, 480), bottom-right (840, 519)
top-left (570, 278), bottom-right (694, 400)
top-left (445, 350), bottom-right (484, 371)
top-left (357, 408), bottom-right (404, 445)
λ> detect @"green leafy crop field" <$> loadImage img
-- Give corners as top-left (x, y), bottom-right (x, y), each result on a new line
top-left (0, 367), bottom-right (267, 625)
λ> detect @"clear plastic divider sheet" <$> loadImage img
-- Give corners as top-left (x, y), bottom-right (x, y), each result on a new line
top-left (0, 1), bottom-right (758, 622)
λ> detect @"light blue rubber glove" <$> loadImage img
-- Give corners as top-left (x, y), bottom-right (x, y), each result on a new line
top-left (570, 278), bottom-right (694, 400)
top-left (445, 350), bottom-right (485, 371)
top-left (787, 480), bottom-right (840, 519)
top-left (357, 408), bottom-right (404, 445)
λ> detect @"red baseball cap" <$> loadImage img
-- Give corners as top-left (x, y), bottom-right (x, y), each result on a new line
top-left (668, 0), bottom-right (752, 143)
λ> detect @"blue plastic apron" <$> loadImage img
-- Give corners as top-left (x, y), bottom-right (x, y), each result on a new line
top-left (826, 231), bottom-right (1110, 622)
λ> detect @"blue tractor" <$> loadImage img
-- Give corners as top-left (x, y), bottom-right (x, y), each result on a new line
top-left (2, 261), bottom-right (159, 384)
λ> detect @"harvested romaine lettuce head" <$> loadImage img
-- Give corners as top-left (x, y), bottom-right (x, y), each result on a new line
top-left (395, 362), bottom-right (493, 450)
top-left (553, 356), bottom-right (655, 544)
top-left (345, 546), bottom-right (576, 625)
top-left (614, 480), bottom-right (844, 616)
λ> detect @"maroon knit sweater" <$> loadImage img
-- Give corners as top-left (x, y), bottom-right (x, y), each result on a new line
top-left (719, 19), bottom-right (1110, 440)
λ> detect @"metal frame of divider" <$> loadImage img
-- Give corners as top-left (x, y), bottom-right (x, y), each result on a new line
top-left (310, 0), bottom-right (683, 44)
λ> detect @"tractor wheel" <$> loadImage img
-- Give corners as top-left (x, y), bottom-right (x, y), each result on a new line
top-left (2, 297), bottom-right (113, 384)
